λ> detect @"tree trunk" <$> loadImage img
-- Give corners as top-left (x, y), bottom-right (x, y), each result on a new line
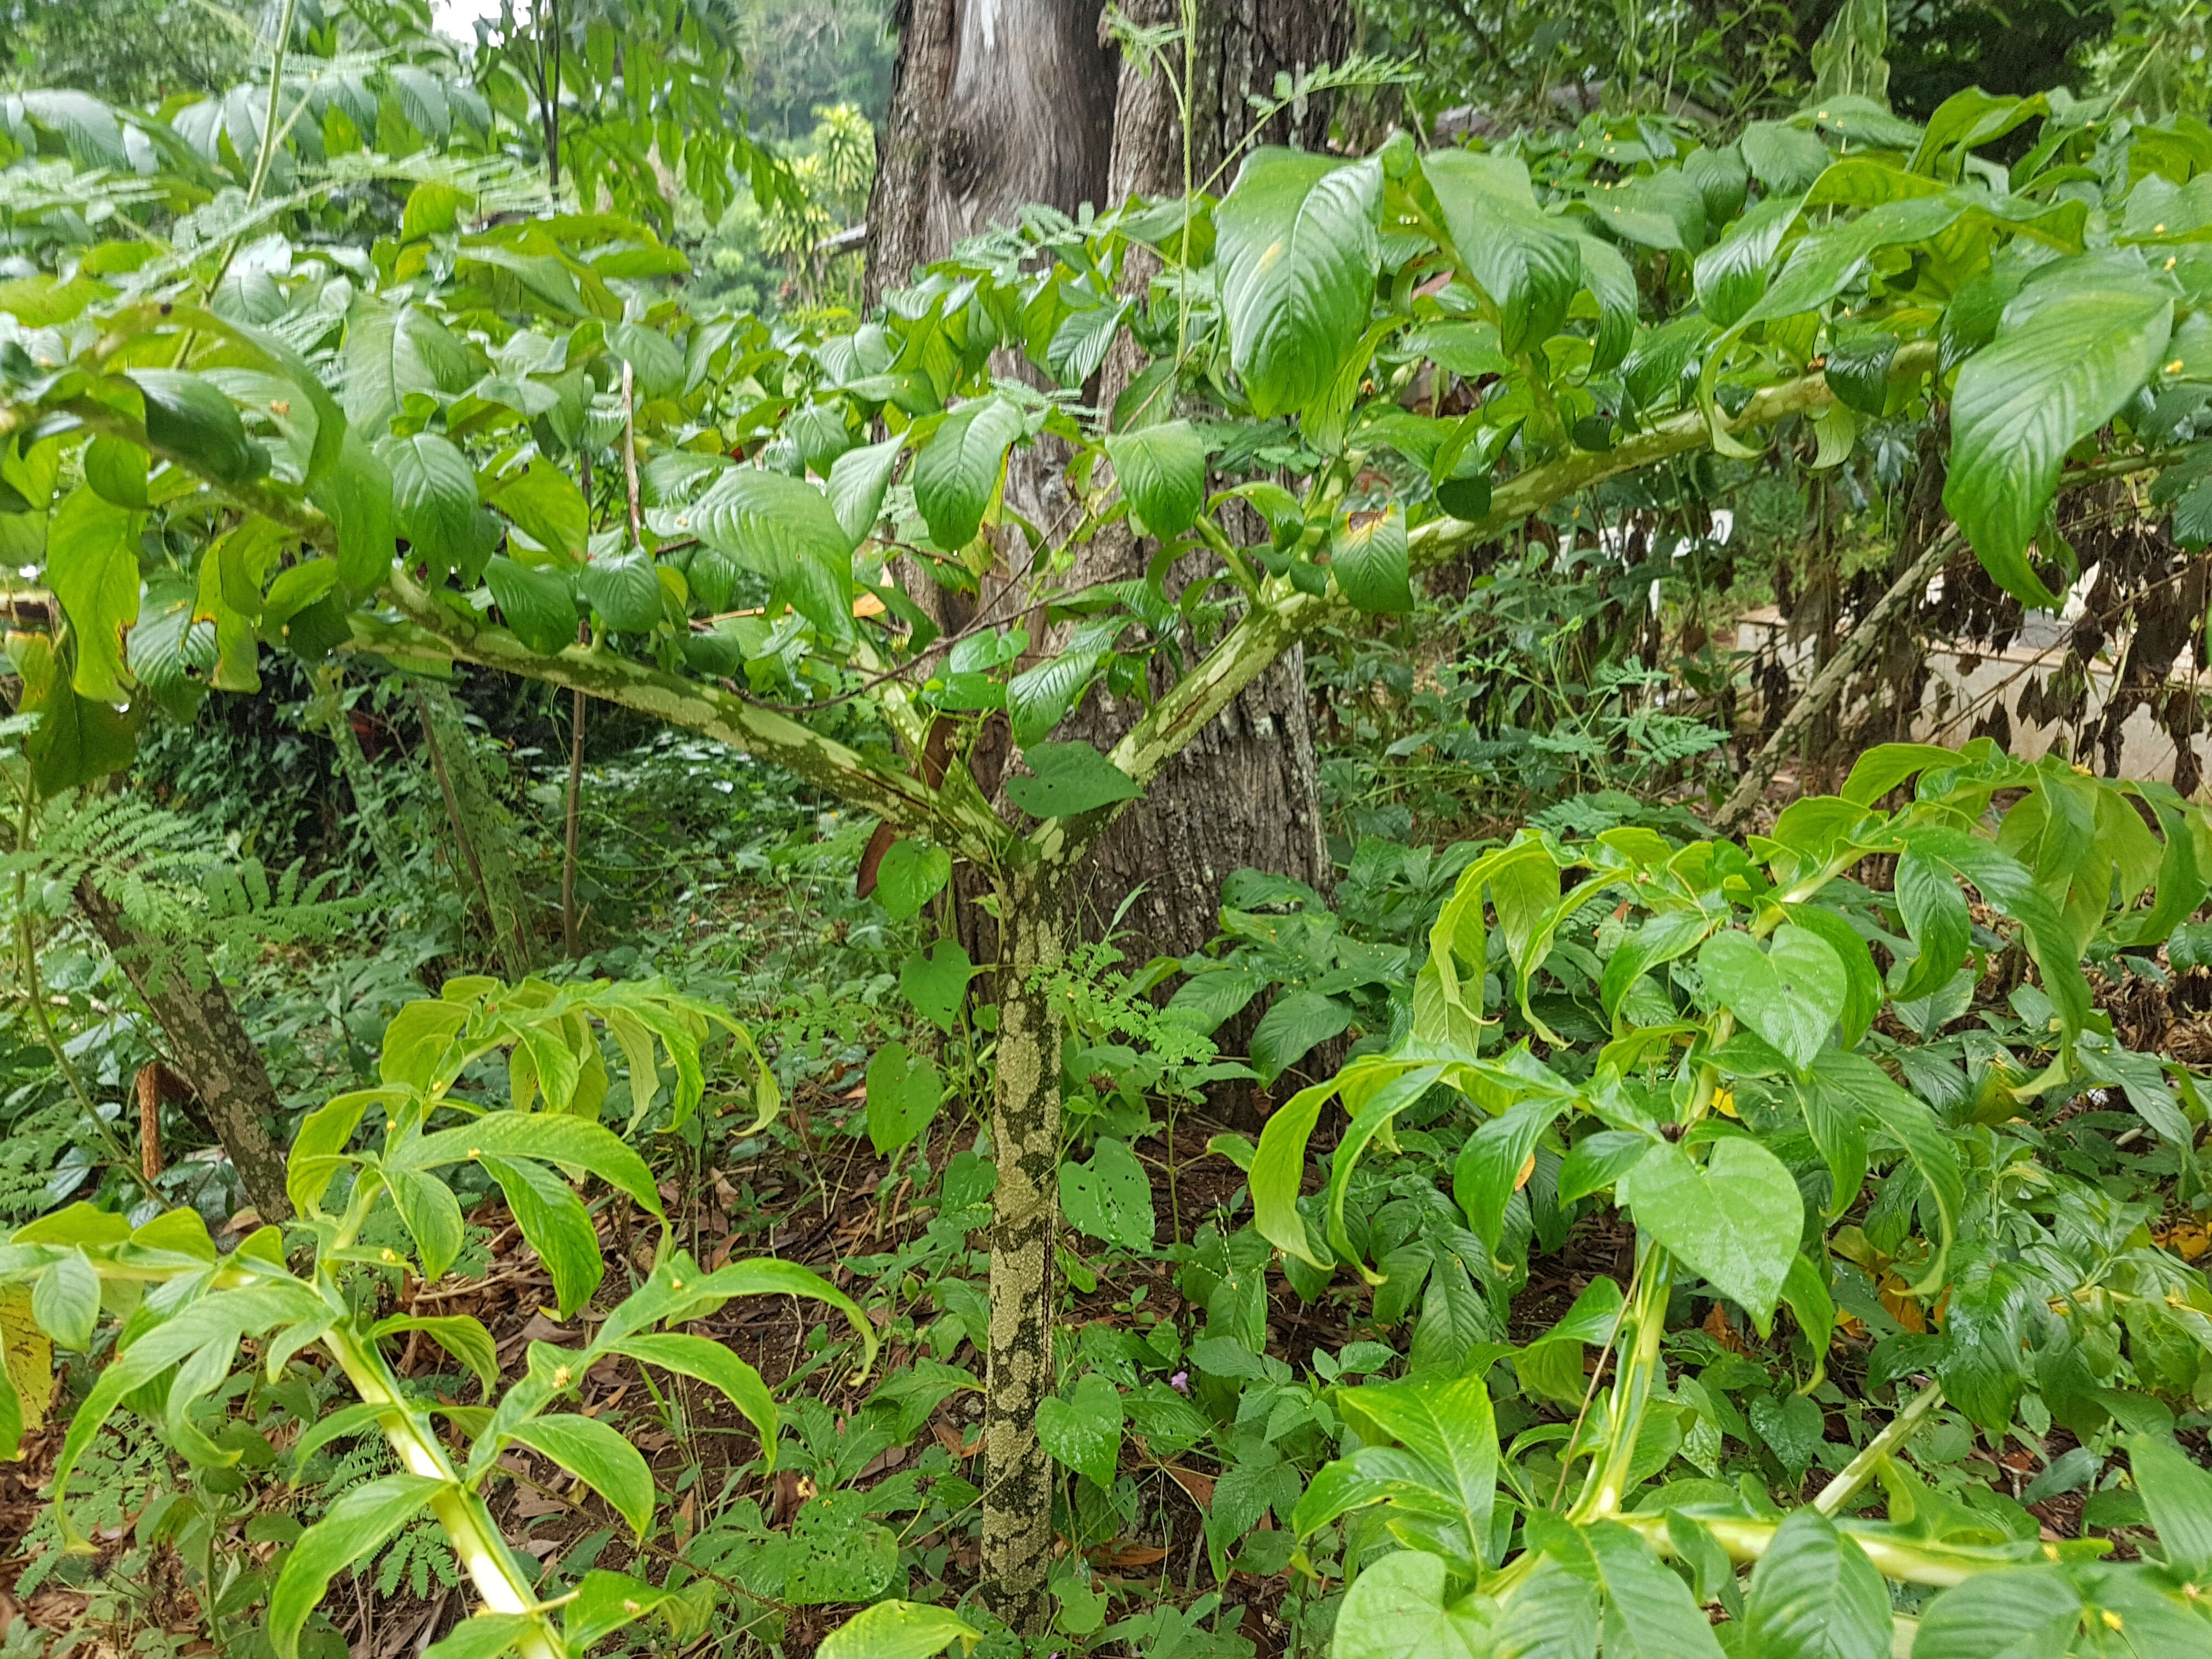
top-left (978, 861), bottom-right (1065, 1633)
top-left (869, 0), bottom-right (1348, 975)
top-left (417, 682), bottom-right (535, 980)
top-left (75, 880), bottom-right (294, 1223)
top-left (1068, 0), bottom-right (1349, 974)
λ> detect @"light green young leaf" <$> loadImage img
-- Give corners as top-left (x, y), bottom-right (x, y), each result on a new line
top-left (1743, 1510), bottom-right (1891, 1659)
top-left (1330, 505), bottom-right (1413, 614)
top-left (816, 1600), bottom-right (981, 1659)
top-left (510, 1413), bottom-right (653, 1535)
top-left (30, 1250), bottom-right (99, 1351)
top-left (404, 1115), bottom-right (663, 1221)
top-left (1618, 1138), bottom-right (1803, 1333)
top-left (610, 1335), bottom-right (780, 1469)
top-left (269, 1473), bottom-right (448, 1659)
top-left (369, 1313), bottom-right (500, 1398)
top-left (477, 1155), bottom-right (604, 1317)
top-left (865, 1040), bottom-right (944, 1157)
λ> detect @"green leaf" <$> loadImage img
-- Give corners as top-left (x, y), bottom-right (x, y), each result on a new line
top-left (1694, 193), bottom-right (1803, 328)
top-left (1743, 1510), bottom-right (1891, 1659)
top-left (346, 300), bottom-right (472, 436)
top-left (562, 1571), bottom-right (674, 1651)
top-left (31, 1250), bottom-right (99, 1351)
top-left (404, 1114), bottom-right (663, 1221)
top-left (578, 547), bottom-right (665, 633)
top-left (483, 556), bottom-right (580, 654)
top-left (1105, 420), bottom-right (1207, 541)
top-left (1036, 1370), bottom-right (1122, 1488)
top-left (132, 370), bottom-right (262, 486)
top-left (312, 430), bottom-right (398, 591)
top-left (1005, 741), bottom-right (1143, 819)
top-left (1696, 925), bottom-right (1846, 1073)
top-left (1945, 262), bottom-right (2172, 606)
top-left (1005, 625), bottom-right (1115, 746)
top-left (2131, 1432), bottom-right (2212, 1577)
top-left (666, 1256), bottom-right (879, 1376)
top-left (269, 1473), bottom-right (448, 1659)
top-left (826, 434), bottom-right (903, 547)
top-left (1059, 1136), bottom-right (1155, 1250)
top-left (1599, 909), bottom-right (1710, 1022)
top-left (874, 838), bottom-right (951, 920)
top-left (510, 1413), bottom-right (653, 1535)
top-left (422, 1613), bottom-right (535, 1659)
top-left (1217, 149), bottom-right (1383, 416)
top-left (379, 433), bottom-right (481, 582)
top-left (1425, 149), bottom-right (1580, 355)
top-left (1577, 1520), bottom-right (1725, 1658)
top-left (680, 467), bottom-right (856, 639)
top-left (1331, 505), bottom-right (1413, 614)
top-left (1335, 1374), bottom-right (1497, 1565)
top-left (45, 486), bottom-right (140, 702)
top-left (1741, 121), bottom-right (1832, 192)
top-left (1249, 989), bottom-right (1353, 1084)
top-left (1618, 1138), bottom-right (1803, 1332)
top-left (478, 1155), bottom-right (603, 1317)
top-left (817, 1600), bottom-right (982, 1659)
top-left (900, 940), bottom-right (975, 1032)
top-left (1331, 1550), bottom-right (1500, 1659)
top-left (1891, 849), bottom-right (1972, 1001)
top-left (369, 1314), bottom-right (499, 1398)
top-left (490, 463), bottom-right (589, 562)
top-left (607, 320), bottom-right (684, 399)
top-left (1454, 1099), bottom-right (1565, 1258)
top-left (610, 1334), bottom-right (779, 1470)
top-left (385, 1167), bottom-right (465, 1280)
top-left (865, 1041), bottom-right (944, 1158)
top-left (83, 434), bottom-right (148, 509)
top-left (1909, 1566), bottom-right (2089, 1659)
top-left (912, 397), bottom-right (1024, 549)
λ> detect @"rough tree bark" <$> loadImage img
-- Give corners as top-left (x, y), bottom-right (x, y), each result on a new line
top-left (866, 0), bottom-right (1350, 969)
top-left (977, 861), bottom-right (1065, 1627)
top-left (75, 880), bottom-right (294, 1223)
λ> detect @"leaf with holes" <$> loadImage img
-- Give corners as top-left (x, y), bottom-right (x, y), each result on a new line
top-left (1058, 1137), bottom-right (1154, 1250)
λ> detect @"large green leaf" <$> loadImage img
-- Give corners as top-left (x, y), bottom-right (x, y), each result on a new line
top-left (1332, 1550), bottom-right (1500, 1659)
top-left (1105, 419), bottom-right (1207, 541)
top-left (578, 548), bottom-right (665, 633)
top-left (1059, 1136), bottom-right (1155, 1250)
top-left (1425, 150), bottom-right (1580, 356)
top-left (1946, 259), bottom-right (2172, 606)
top-left (1743, 1511), bottom-right (1892, 1659)
top-left (45, 487), bottom-right (139, 702)
top-left (1249, 989), bottom-right (1353, 1083)
top-left (1217, 149), bottom-right (1383, 416)
top-left (816, 1601), bottom-right (981, 1659)
top-left (378, 433), bottom-right (481, 582)
top-left (132, 370), bottom-right (263, 486)
top-left (346, 300), bottom-right (473, 435)
top-left (864, 1040), bottom-right (943, 1157)
top-left (1696, 925), bottom-right (1846, 1073)
top-left (682, 467), bottom-right (856, 639)
top-left (1618, 1137), bottom-right (1803, 1331)
top-left (2131, 1432), bottom-right (2212, 1577)
top-left (490, 463), bottom-right (589, 562)
top-left (1335, 1375), bottom-right (1497, 1565)
top-left (911, 397), bottom-right (1024, 550)
top-left (1331, 505), bottom-right (1413, 614)
top-left (482, 556), bottom-right (580, 654)
top-left (1003, 741), bottom-right (1142, 819)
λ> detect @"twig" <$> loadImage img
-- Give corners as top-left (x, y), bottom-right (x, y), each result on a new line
top-left (1716, 529), bottom-right (1959, 832)
top-left (1813, 1378), bottom-right (1945, 1517)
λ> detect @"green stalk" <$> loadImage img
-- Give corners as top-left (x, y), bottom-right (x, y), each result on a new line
top-left (1571, 1242), bottom-right (1673, 1520)
top-left (1616, 1508), bottom-right (2020, 1589)
top-left (320, 1325), bottom-right (565, 1659)
top-left (1814, 1380), bottom-right (1945, 1517)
